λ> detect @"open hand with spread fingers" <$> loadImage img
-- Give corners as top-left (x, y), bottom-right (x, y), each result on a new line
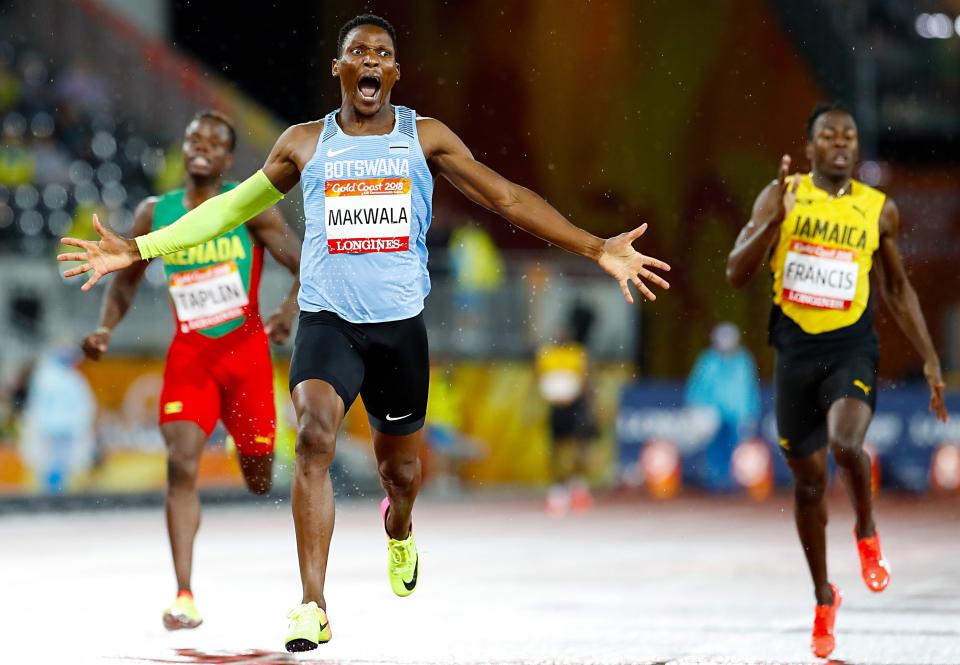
top-left (597, 223), bottom-right (671, 304)
top-left (57, 214), bottom-right (142, 291)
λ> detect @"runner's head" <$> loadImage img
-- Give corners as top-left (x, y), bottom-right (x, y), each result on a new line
top-left (805, 102), bottom-right (857, 181)
top-left (333, 14), bottom-right (399, 116)
top-left (183, 110), bottom-right (236, 180)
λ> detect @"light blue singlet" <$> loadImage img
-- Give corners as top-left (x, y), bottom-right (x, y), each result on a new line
top-left (298, 105), bottom-right (434, 323)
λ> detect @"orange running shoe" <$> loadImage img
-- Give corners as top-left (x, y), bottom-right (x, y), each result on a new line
top-left (856, 530), bottom-right (891, 592)
top-left (545, 484), bottom-right (570, 517)
top-left (569, 481), bottom-right (594, 514)
top-left (811, 584), bottom-right (842, 659)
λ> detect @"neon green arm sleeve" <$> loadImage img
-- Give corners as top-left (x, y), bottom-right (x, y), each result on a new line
top-left (135, 169), bottom-right (283, 260)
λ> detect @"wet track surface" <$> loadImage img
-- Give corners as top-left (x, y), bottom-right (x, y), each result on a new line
top-left (2, 493), bottom-right (958, 664)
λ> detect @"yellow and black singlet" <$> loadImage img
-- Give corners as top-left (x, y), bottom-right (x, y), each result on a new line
top-left (536, 342), bottom-right (588, 405)
top-left (768, 174), bottom-right (885, 356)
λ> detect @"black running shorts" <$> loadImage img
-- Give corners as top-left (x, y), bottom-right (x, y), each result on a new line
top-left (289, 310), bottom-right (429, 436)
top-left (774, 351), bottom-right (878, 459)
top-left (549, 396), bottom-right (596, 443)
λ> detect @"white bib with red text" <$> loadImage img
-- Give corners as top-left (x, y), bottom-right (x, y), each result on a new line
top-left (780, 240), bottom-right (858, 311)
top-left (169, 262), bottom-right (249, 332)
top-left (324, 177), bottom-right (411, 254)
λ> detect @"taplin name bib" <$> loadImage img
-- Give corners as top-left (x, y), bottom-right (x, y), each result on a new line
top-left (780, 240), bottom-right (858, 311)
top-left (152, 183), bottom-right (263, 339)
top-left (324, 177), bottom-right (412, 253)
top-left (298, 105), bottom-right (435, 324)
top-left (169, 261), bottom-right (250, 333)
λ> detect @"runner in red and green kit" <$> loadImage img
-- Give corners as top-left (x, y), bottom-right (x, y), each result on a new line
top-left (80, 111), bottom-right (302, 630)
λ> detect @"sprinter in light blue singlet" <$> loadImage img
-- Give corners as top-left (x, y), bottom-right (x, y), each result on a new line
top-left (60, 14), bottom-right (673, 652)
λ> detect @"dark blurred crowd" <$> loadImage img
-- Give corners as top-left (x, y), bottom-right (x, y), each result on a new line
top-left (0, 37), bottom-right (173, 256)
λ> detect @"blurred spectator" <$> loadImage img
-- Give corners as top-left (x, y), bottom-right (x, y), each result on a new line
top-left (536, 302), bottom-right (597, 516)
top-left (0, 58), bottom-right (22, 112)
top-left (425, 202), bottom-right (455, 279)
top-left (17, 50), bottom-right (52, 111)
top-left (685, 322), bottom-right (761, 491)
top-left (54, 60), bottom-right (112, 116)
top-left (0, 38), bottom-right (157, 255)
top-left (20, 345), bottom-right (96, 493)
top-left (1, 113), bottom-right (36, 186)
top-left (423, 359), bottom-right (482, 495)
top-left (449, 223), bottom-right (503, 352)
top-left (31, 117), bottom-right (70, 186)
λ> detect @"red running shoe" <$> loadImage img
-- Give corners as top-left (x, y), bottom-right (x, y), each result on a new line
top-left (856, 530), bottom-right (891, 592)
top-left (811, 584), bottom-right (842, 659)
top-left (569, 480), bottom-right (594, 514)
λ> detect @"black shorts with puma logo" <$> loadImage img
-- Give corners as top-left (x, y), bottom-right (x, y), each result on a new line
top-left (774, 351), bottom-right (878, 458)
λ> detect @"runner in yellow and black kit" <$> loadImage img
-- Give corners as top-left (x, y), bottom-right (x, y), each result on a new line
top-left (727, 102), bottom-right (949, 660)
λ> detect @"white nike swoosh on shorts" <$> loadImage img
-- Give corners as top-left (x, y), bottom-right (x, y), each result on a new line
top-left (385, 413), bottom-right (413, 422)
top-left (327, 146), bottom-right (355, 157)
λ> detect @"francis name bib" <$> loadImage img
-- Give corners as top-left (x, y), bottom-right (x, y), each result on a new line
top-left (780, 240), bottom-right (858, 311)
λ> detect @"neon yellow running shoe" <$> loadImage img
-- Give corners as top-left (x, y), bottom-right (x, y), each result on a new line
top-left (285, 601), bottom-right (331, 652)
top-left (162, 592), bottom-right (202, 631)
top-left (381, 497), bottom-right (419, 597)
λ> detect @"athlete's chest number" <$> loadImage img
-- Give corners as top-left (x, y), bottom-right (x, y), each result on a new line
top-left (168, 262), bottom-right (249, 332)
top-left (781, 240), bottom-right (859, 311)
top-left (325, 177), bottom-right (412, 254)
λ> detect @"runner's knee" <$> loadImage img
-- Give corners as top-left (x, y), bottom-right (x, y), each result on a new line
top-left (239, 454), bottom-right (273, 496)
top-left (791, 455), bottom-right (827, 505)
top-left (829, 436), bottom-right (865, 468)
top-left (794, 472), bottom-right (827, 505)
top-left (246, 476), bottom-right (272, 495)
top-left (296, 414), bottom-right (337, 469)
top-left (378, 455), bottom-right (420, 493)
top-left (167, 446), bottom-right (200, 490)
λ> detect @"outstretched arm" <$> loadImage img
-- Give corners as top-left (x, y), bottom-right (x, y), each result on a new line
top-left (80, 198), bottom-right (155, 360)
top-left (247, 206), bottom-right (302, 344)
top-left (873, 198), bottom-right (948, 422)
top-left (57, 122), bottom-right (320, 291)
top-left (418, 118), bottom-right (670, 304)
top-left (726, 155), bottom-right (797, 288)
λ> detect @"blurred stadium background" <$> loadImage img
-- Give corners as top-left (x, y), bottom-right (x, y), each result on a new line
top-left (4, 2), bottom-right (960, 664)
top-left (0, 0), bottom-right (958, 505)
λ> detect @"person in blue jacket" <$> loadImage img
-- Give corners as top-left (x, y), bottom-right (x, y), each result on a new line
top-left (685, 322), bottom-right (761, 490)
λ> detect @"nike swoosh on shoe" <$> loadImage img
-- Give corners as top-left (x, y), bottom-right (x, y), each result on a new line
top-left (403, 555), bottom-right (419, 591)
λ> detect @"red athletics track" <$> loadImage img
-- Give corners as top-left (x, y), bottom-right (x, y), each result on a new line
top-left (1, 494), bottom-right (958, 664)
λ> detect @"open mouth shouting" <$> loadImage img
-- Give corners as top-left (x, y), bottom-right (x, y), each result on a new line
top-left (358, 75), bottom-right (382, 102)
